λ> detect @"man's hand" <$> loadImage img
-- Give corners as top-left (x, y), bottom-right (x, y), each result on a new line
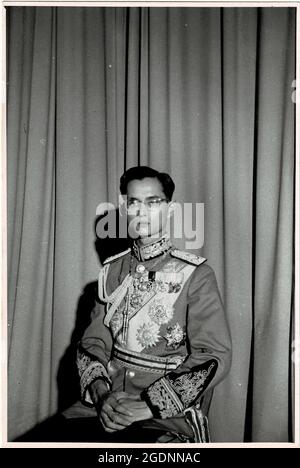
top-left (100, 394), bottom-right (153, 433)
top-left (99, 391), bottom-right (135, 433)
top-left (89, 380), bottom-right (136, 432)
top-left (89, 380), bottom-right (153, 433)
top-left (116, 395), bottom-right (153, 423)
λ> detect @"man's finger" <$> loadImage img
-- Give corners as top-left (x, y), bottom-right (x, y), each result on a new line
top-left (102, 411), bottom-right (128, 431)
top-left (114, 402), bottom-right (133, 417)
top-left (109, 411), bottom-right (132, 427)
top-left (106, 396), bottom-right (133, 416)
top-left (105, 409), bottom-right (132, 426)
top-left (102, 402), bottom-right (113, 413)
top-left (114, 392), bottom-right (136, 400)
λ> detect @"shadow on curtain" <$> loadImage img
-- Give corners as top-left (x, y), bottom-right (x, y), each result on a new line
top-left (7, 6), bottom-right (295, 442)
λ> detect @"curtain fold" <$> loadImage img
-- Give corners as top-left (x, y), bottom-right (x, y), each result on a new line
top-left (7, 7), bottom-right (57, 433)
top-left (7, 6), bottom-right (295, 442)
top-left (250, 8), bottom-right (295, 441)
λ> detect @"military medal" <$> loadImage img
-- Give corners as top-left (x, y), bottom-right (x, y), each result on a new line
top-left (136, 321), bottom-right (160, 348)
top-left (136, 264), bottom-right (146, 274)
top-left (168, 283), bottom-right (182, 293)
top-left (164, 323), bottom-right (186, 349)
top-left (148, 299), bottom-right (174, 325)
top-left (130, 292), bottom-right (143, 308)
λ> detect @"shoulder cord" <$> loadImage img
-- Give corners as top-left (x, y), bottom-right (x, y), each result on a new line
top-left (98, 264), bottom-right (133, 327)
top-left (98, 264), bottom-right (112, 303)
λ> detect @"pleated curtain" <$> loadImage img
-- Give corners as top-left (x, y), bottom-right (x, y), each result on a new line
top-left (7, 7), bottom-right (295, 442)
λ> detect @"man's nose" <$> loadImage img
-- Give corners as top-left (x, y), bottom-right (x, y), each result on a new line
top-left (137, 202), bottom-right (148, 216)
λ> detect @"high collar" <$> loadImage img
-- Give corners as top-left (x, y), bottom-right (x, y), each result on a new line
top-left (132, 234), bottom-right (173, 262)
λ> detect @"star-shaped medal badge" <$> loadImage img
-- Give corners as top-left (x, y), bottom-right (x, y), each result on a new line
top-left (164, 323), bottom-right (186, 350)
top-left (136, 321), bottom-right (160, 349)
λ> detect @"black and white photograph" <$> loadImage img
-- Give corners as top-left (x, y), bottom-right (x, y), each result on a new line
top-left (2, 0), bottom-right (298, 448)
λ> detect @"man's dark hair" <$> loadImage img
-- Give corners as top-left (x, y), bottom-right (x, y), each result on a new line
top-left (120, 166), bottom-right (175, 201)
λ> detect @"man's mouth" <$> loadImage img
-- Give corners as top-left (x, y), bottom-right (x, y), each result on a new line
top-left (137, 221), bottom-right (150, 227)
top-left (136, 219), bottom-right (149, 225)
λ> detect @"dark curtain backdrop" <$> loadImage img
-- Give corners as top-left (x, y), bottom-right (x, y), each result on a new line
top-left (7, 7), bottom-right (295, 442)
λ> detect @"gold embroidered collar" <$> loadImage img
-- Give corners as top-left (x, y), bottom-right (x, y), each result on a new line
top-left (132, 235), bottom-right (172, 262)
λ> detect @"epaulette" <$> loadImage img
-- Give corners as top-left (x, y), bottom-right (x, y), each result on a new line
top-left (170, 249), bottom-right (207, 266)
top-left (103, 248), bottom-right (131, 265)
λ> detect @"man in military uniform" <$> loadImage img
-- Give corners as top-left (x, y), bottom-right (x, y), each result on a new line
top-left (68, 166), bottom-right (232, 443)
top-left (16, 166), bottom-right (231, 443)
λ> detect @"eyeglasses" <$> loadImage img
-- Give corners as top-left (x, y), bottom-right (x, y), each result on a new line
top-left (126, 197), bottom-right (169, 214)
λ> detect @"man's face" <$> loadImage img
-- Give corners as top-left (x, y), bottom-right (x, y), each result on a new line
top-left (126, 177), bottom-right (171, 240)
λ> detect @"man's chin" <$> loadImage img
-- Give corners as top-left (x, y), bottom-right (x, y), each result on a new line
top-left (134, 222), bottom-right (151, 236)
top-left (128, 223), bottom-right (163, 241)
top-left (136, 228), bottom-right (151, 238)
top-left (135, 231), bottom-right (164, 242)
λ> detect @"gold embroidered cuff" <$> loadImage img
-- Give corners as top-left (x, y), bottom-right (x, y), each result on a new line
top-left (80, 361), bottom-right (111, 405)
top-left (142, 377), bottom-right (184, 418)
top-left (77, 349), bottom-right (111, 404)
top-left (142, 359), bottom-right (218, 419)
